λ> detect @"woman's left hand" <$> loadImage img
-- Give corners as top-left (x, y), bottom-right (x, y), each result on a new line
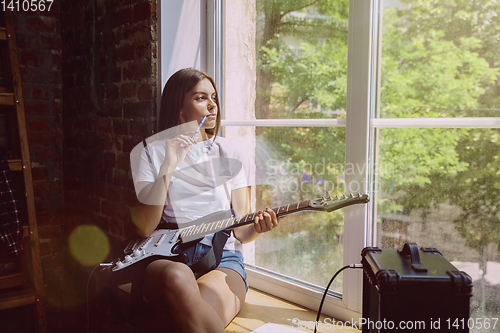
top-left (254, 208), bottom-right (279, 233)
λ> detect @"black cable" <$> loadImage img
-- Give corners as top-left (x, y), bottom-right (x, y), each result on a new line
top-left (86, 263), bottom-right (112, 333)
top-left (86, 264), bottom-right (100, 333)
top-left (314, 264), bottom-right (363, 333)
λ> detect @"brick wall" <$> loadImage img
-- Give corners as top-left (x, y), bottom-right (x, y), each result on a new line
top-left (59, 0), bottom-right (157, 329)
top-left (60, 0), bottom-right (157, 242)
top-left (10, 0), bottom-right (157, 331)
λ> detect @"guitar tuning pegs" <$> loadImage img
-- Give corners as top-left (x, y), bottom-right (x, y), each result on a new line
top-left (349, 193), bottom-right (354, 198)
top-left (336, 195), bottom-right (340, 200)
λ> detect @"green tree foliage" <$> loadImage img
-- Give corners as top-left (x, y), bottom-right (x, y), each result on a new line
top-left (378, 1), bottom-right (500, 251)
top-left (256, 0), bottom-right (500, 256)
top-left (254, 0), bottom-right (349, 288)
top-left (256, 0), bottom-right (348, 196)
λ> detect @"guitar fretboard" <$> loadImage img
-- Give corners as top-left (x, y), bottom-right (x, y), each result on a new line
top-left (180, 199), bottom-right (311, 242)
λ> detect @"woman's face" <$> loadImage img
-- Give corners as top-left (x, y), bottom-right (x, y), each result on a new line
top-left (179, 78), bottom-right (218, 130)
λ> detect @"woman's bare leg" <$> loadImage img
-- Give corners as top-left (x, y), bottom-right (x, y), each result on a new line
top-left (197, 267), bottom-right (247, 326)
top-left (144, 260), bottom-right (246, 332)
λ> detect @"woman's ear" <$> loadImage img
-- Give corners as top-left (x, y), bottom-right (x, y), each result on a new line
top-left (178, 110), bottom-right (185, 124)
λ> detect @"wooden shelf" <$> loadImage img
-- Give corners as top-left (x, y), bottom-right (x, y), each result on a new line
top-left (0, 273), bottom-right (23, 290)
top-left (0, 92), bottom-right (15, 105)
top-left (7, 159), bottom-right (22, 171)
top-left (0, 288), bottom-right (36, 311)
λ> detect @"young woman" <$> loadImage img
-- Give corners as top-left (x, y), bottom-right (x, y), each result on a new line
top-left (130, 68), bottom-right (279, 333)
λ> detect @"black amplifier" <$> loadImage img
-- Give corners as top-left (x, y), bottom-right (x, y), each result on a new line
top-left (361, 243), bottom-right (473, 332)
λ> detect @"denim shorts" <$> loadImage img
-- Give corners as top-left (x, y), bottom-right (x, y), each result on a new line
top-left (183, 242), bottom-right (248, 290)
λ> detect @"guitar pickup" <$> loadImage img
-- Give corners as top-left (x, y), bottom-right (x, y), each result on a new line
top-left (124, 240), bottom-right (135, 254)
top-left (139, 237), bottom-right (152, 249)
top-left (169, 230), bottom-right (179, 244)
top-left (154, 234), bottom-right (166, 247)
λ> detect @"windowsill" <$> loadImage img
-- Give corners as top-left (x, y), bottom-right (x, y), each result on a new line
top-left (115, 284), bottom-right (359, 332)
top-left (226, 288), bottom-right (360, 333)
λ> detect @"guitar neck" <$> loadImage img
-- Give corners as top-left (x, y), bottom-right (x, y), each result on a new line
top-left (236, 200), bottom-right (311, 227)
top-left (179, 193), bottom-right (369, 243)
top-left (180, 200), bottom-right (311, 242)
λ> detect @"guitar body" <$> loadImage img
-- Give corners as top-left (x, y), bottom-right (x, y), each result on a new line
top-left (105, 230), bottom-right (198, 286)
top-left (103, 210), bottom-right (235, 286)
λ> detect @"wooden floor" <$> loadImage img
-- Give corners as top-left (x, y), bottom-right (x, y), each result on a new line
top-left (226, 288), bottom-right (360, 333)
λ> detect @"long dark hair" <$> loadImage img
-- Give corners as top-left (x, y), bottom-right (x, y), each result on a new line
top-left (158, 68), bottom-right (221, 139)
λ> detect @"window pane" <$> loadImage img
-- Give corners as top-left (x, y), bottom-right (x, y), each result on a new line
top-left (251, 126), bottom-right (346, 292)
top-left (255, 0), bottom-right (348, 120)
top-left (380, 1), bottom-right (500, 118)
top-left (376, 127), bottom-right (500, 322)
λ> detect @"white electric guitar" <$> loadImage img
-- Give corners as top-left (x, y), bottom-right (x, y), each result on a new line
top-left (103, 193), bottom-right (369, 284)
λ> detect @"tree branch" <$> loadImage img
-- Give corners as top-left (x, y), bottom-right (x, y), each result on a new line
top-left (280, 0), bottom-right (322, 19)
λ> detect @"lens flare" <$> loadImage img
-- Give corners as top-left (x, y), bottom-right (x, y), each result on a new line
top-left (68, 225), bottom-right (110, 266)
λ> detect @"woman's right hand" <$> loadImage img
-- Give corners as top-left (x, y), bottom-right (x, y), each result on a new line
top-left (160, 133), bottom-right (197, 175)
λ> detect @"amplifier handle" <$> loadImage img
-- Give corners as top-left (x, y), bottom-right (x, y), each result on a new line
top-left (399, 243), bottom-right (428, 273)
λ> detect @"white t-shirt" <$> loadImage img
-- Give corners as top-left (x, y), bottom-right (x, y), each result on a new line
top-left (133, 136), bottom-right (251, 251)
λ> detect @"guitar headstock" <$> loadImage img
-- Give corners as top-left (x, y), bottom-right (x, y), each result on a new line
top-left (308, 193), bottom-right (370, 212)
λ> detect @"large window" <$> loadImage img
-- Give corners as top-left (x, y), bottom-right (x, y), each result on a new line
top-left (222, 0), bottom-right (500, 322)
top-left (160, 0), bottom-right (500, 323)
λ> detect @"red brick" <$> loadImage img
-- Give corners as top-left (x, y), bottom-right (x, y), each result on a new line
top-left (134, 2), bottom-right (152, 22)
top-left (34, 148), bottom-right (54, 161)
top-left (32, 166), bottom-right (49, 181)
top-left (96, 135), bottom-right (115, 151)
top-left (25, 102), bottom-right (49, 115)
top-left (123, 60), bottom-right (151, 81)
top-left (113, 6), bottom-right (134, 28)
top-left (28, 133), bottom-right (51, 147)
top-left (39, 34), bottom-right (61, 50)
top-left (19, 49), bottom-right (43, 66)
top-left (122, 25), bottom-right (153, 44)
top-left (109, 218), bottom-right (124, 237)
top-left (52, 53), bottom-right (62, 69)
top-left (150, 1), bottom-right (157, 19)
top-left (116, 44), bottom-right (135, 62)
top-left (135, 43), bottom-right (153, 61)
top-left (38, 225), bottom-right (64, 240)
top-left (28, 118), bottom-right (51, 132)
top-left (121, 82), bottom-right (138, 99)
top-left (117, 152), bottom-right (130, 171)
top-left (122, 137), bottom-right (141, 153)
top-left (101, 200), bottom-right (126, 219)
top-left (137, 83), bottom-right (152, 101)
top-left (123, 101), bottom-right (153, 118)
top-left (104, 185), bottom-right (122, 201)
top-left (129, 119), bottom-right (152, 136)
top-left (31, 86), bottom-right (50, 99)
top-left (97, 118), bottom-right (112, 132)
top-left (27, 16), bottom-right (58, 33)
top-left (102, 104), bottom-right (122, 117)
top-left (103, 152), bottom-right (116, 168)
top-left (33, 180), bottom-right (51, 196)
top-left (53, 100), bottom-right (62, 114)
top-left (113, 119), bottom-right (129, 135)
